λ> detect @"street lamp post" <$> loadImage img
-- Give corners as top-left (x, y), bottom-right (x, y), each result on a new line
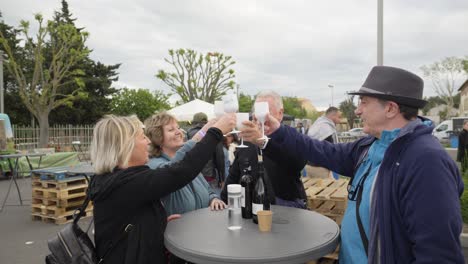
top-left (328, 84), bottom-right (334, 106)
top-left (377, 0), bottom-right (384, 66)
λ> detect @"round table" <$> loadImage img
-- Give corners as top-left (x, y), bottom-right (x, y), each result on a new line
top-left (164, 205), bottom-right (340, 264)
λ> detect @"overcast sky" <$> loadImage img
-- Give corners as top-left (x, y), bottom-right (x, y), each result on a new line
top-left (2, 0), bottom-right (468, 109)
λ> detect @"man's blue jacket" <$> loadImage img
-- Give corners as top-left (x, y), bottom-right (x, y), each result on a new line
top-left (269, 119), bottom-right (464, 263)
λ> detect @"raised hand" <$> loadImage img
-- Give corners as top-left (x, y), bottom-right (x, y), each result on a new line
top-left (239, 120), bottom-right (263, 145)
top-left (264, 114), bottom-right (281, 136)
top-left (213, 113), bottom-right (237, 135)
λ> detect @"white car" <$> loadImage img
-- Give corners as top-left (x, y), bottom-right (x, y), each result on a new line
top-left (346, 128), bottom-right (366, 137)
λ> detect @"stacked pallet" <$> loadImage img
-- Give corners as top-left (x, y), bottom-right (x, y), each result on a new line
top-left (303, 177), bottom-right (349, 264)
top-left (31, 167), bottom-right (93, 224)
top-left (302, 177), bottom-right (348, 225)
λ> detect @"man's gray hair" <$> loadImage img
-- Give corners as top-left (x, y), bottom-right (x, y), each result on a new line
top-left (255, 90), bottom-right (283, 109)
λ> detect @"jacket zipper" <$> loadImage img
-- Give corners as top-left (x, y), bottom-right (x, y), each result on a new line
top-left (57, 232), bottom-right (73, 258)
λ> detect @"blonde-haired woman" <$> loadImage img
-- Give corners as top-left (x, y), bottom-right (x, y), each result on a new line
top-left (145, 112), bottom-right (226, 216)
top-left (88, 114), bottom-right (235, 264)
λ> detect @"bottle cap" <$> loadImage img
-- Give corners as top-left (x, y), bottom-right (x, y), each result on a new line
top-left (227, 184), bottom-right (242, 194)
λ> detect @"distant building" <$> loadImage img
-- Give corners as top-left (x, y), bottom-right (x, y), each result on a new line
top-left (297, 98), bottom-right (317, 114)
top-left (458, 79), bottom-right (468, 116)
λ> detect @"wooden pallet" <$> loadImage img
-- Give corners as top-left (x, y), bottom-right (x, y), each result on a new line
top-left (31, 194), bottom-right (88, 207)
top-left (304, 178), bottom-right (348, 225)
top-left (31, 203), bottom-right (93, 217)
top-left (32, 183), bottom-right (88, 200)
top-left (31, 166), bottom-right (71, 181)
top-left (31, 210), bottom-right (93, 225)
top-left (32, 176), bottom-right (87, 189)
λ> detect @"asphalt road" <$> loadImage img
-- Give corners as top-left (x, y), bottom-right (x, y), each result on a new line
top-left (0, 177), bottom-right (92, 264)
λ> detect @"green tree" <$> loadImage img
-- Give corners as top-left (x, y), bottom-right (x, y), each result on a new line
top-left (421, 95), bottom-right (445, 115)
top-left (238, 93), bottom-right (254, 113)
top-left (110, 88), bottom-right (170, 120)
top-left (283, 96), bottom-right (307, 118)
top-left (50, 61), bottom-right (120, 124)
top-left (0, 12), bottom-right (32, 125)
top-left (463, 56), bottom-right (468, 74)
top-left (339, 96), bottom-right (357, 129)
top-left (421, 57), bottom-right (467, 118)
top-left (156, 49), bottom-right (236, 103)
top-left (49, 1), bottom-right (120, 125)
top-left (0, 14), bottom-right (89, 147)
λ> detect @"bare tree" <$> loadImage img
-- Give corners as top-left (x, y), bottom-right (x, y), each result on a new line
top-left (156, 49), bottom-right (236, 103)
top-left (421, 57), bottom-right (467, 118)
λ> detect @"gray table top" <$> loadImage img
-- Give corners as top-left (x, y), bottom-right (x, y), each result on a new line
top-left (67, 163), bottom-right (94, 175)
top-left (0, 153), bottom-right (46, 159)
top-left (164, 205), bottom-right (340, 264)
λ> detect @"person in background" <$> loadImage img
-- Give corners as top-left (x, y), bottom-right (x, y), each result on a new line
top-left (307, 106), bottom-right (342, 143)
top-left (222, 90), bottom-right (308, 209)
top-left (187, 112), bottom-right (226, 191)
top-left (88, 114), bottom-right (235, 264)
top-left (219, 133), bottom-right (235, 188)
top-left (306, 106), bottom-right (342, 179)
top-left (296, 122), bottom-right (306, 134)
top-left (145, 112), bottom-right (226, 215)
top-left (253, 66), bottom-right (464, 263)
top-left (457, 120), bottom-right (468, 173)
top-left (186, 112), bottom-right (208, 139)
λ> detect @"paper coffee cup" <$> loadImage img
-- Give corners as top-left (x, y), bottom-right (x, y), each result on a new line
top-left (257, 210), bottom-right (273, 232)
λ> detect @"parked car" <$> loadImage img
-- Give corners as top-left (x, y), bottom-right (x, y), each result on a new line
top-left (432, 117), bottom-right (468, 142)
top-left (343, 127), bottom-right (366, 137)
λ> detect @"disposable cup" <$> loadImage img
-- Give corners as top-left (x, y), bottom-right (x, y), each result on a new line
top-left (257, 210), bottom-right (273, 232)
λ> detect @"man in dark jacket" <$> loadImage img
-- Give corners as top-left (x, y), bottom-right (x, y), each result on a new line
top-left (457, 120), bottom-right (468, 172)
top-left (187, 112), bottom-right (226, 190)
top-left (246, 66), bottom-right (464, 263)
top-left (222, 90), bottom-right (307, 209)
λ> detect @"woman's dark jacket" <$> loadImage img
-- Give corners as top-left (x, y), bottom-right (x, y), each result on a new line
top-left (89, 128), bottom-right (223, 264)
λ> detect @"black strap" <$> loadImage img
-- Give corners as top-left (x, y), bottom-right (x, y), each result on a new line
top-left (73, 174), bottom-right (134, 264)
top-left (73, 175), bottom-right (92, 224)
top-left (355, 167), bottom-right (371, 256)
top-left (98, 224), bottom-right (134, 264)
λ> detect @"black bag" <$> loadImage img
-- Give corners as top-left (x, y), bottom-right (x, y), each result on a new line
top-left (45, 179), bottom-right (133, 264)
top-left (45, 194), bottom-right (98, 264)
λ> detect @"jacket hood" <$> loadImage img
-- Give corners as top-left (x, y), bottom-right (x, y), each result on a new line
top-left (397, 116), bottom-right (434, 139)
top-left (89, 167), bottom-right (141, 201)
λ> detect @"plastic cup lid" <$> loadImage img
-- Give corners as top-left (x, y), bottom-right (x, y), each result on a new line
top-left (227, 184), bottom-right (241, 194)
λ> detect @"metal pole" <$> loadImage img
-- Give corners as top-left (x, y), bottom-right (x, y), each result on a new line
top-left (377, 0), bottom-right (384, 66)
top-left (0, 50), bottom-right (4, 113)
top-left (328, 84), bottom-right (334, 106)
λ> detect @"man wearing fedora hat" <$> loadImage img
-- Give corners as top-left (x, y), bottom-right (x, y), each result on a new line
top-left (243, 66), bottom-right (464, 263)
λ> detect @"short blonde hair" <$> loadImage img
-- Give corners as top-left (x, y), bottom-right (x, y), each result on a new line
top-left (144, 112), bottom-right (178, 157)
top-left (90, 115), bottom-right (144, 175)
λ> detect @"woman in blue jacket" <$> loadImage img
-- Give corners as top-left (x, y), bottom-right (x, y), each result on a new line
top-left (144, 112), bottom-right (226, 215)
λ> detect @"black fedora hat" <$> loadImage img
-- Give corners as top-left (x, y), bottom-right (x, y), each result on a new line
top-left (348, 66), bottom-right (427, 108)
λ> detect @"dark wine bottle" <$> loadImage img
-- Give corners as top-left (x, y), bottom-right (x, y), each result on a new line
top-left (252, 160), bottom-right (270, 224)
top-left (240, 163), bottom-right (253, 219)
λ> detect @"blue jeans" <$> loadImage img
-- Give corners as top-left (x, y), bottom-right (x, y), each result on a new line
top-left (275, 197), bottom-right (307, 209)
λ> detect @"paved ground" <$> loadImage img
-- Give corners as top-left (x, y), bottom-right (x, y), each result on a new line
top-left (0, 176), bottom-right (92, 264)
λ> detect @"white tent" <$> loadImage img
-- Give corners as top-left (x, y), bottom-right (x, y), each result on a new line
top-left (167, 99), bottom-right (214, 122)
